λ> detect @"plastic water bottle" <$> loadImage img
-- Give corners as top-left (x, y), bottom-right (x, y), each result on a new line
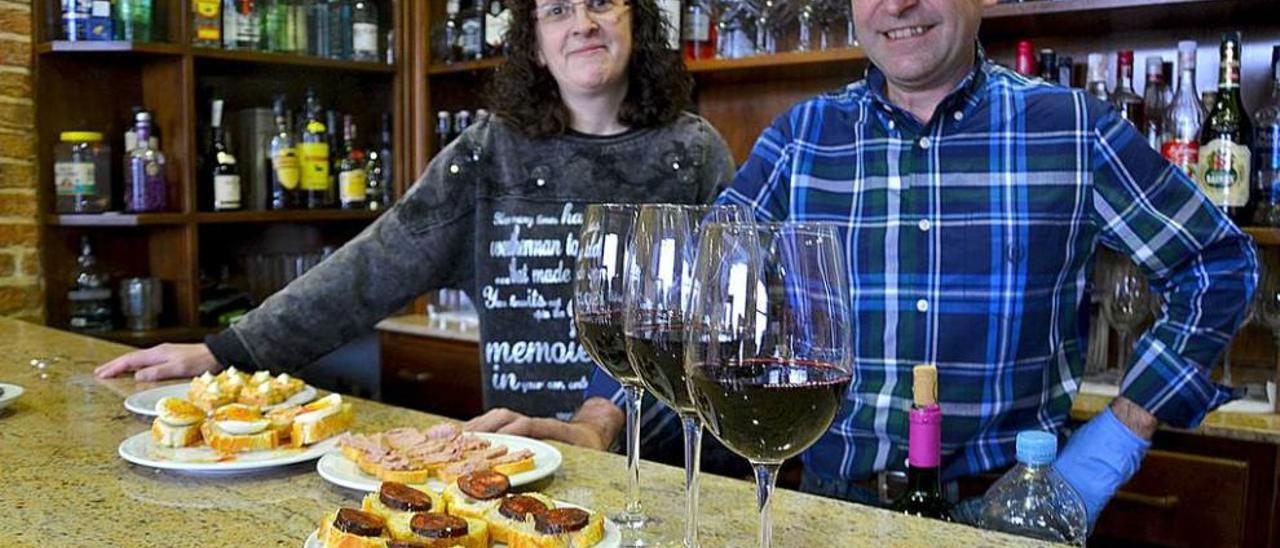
top-left (979, 431), bottom-right (1088, 546)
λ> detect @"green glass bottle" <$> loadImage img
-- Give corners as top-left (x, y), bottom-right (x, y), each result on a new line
top-left (1198, 31), bottom-right (1255, 225)
top-left (115, 0), bottom-right (153, 42)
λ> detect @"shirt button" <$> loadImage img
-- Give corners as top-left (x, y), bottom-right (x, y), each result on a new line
top-left (919, 137), bottom-right (932, 149)
top-left (953, 111), bottom-right (964, 121)
top-left (918, 219), bottom-right (932, 232)
top-left (916, 299), bottom-right (929, 312)
top-left (888, 120), bottom-right (896, 130)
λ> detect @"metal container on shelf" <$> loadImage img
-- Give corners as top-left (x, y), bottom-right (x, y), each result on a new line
top-left (237, 108), bottom-right (276, 211)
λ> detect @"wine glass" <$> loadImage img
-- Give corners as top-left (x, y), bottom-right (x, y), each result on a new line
top-left (686, 222), bottom-right (853, 548)
top-left (573, 203), bottom-right (658, 539)
top-left (1099, 251), bottom-right (1152, 384)
top-left (623, 204), bottom-right (747, 548)
top-left (1254, 254), bottom-right (1280, 405)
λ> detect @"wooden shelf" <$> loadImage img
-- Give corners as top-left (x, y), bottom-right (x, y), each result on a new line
top-left (1245, 227), bottom-right (1280, 246)
top-left (980, 0), bottom-right (1268, 39)
top-left (192, 47), bottom-right (397, 74)
top-left (92, 326), bottom-right (220, 347)
top-left (37, 40), bottom-right (186, 56)
top-left (195, 209), bottom-right (383, 224)
top-left (427, 57), bottom-right (505, 75)
top-left (45, 213), bottom-right (189, 227)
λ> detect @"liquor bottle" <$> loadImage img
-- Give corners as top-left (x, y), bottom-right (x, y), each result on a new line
top-left (1254, 47), bottom-right (1280, 227)
top-left (484, 0), bottom-right (510, 57)
top-left (299, 91), bottom-right (332, 209)
top-left (1144, 56), bottom-right (1170, 150)
top-left (682, 0), bottom-right (715, 61)
top-left (435, 110), bottom-right (452, 154)
top-left (1163, 40), bottom-right (1204, 182)
top-left (207, 99), bottom-right (242, 211)
top-left (1014, 40), bottom-right (1036, 77)
top-left (459, 0), bottom-right (484, 60)
top-left (263, 0), bottom-right (286, 51)
top-left (126, 110), bottom-right (168, 212)
top-left (1112, 51), bottom-right (1146, 133)
top-left (443, 0), bottom-right (462, 63)
top-left (890, 365), bottom-right (951, 521)
top-left (326, 109), bottom-right (342, 199)
top-left (329, 0), bottom-right (354, 60)
top-left (67, 236), bottom-right (113, 333)
top-left (308, 0), bottom-right (332, 57)
top-left (269, 96), bottom-right (301, 210)
top-left (1038, 48), bottom-right (1057, 82)
top-left (656, 0), bottom-right (680, 50)
top-left (289, 0), bottom-right (308, 54)
top-left (115, 0), bottom-right (153, 42)
top-left (365, 112), bottom-right (393, 210)
top-left (1057, 56), bottom-right (1073, 88)
top-left (337, 115), bottom-right (367, 209)
top-left (455, 110), bottom-right (473, 139)
top-left (194, 0), bottom-right (223, 47)
top-left (352, 0), bottom-right (379, 61)
top-left (1085, 53), bottom-right (1108, 101)
top-left (1198, 32), bottom-right (1254, 225)
top-left (234, 0), bottom-right (261, 49)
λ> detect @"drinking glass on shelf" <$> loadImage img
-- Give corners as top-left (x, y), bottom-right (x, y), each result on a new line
top-left (573, 204), bottom-right (659, 541)
top-left (1099, 251), bottom-right (1152, 383)
top-left (686, 222), bottom-right (853, 548)
top-left (1255, 256), bottom-right (1280, 391)
top-left (623, 204), bottom-right (747, 548)
top-left (753, 0), bottom-right (792, 55)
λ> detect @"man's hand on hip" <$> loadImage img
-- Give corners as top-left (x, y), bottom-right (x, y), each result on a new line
top-left (1053, 397), bottom-right (1154, 528)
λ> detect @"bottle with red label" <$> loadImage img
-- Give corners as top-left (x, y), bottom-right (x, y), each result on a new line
top-left (1112, 51), bottom-right (1146, 133)
top-left (682, 0), bottom-right (715, 60)
top-left (1163, 40), bottom-right (1205, 185)
top-left (1198, 31), bottom-right (1253, 224)
top-left (1014, 40), bottom-right (1036, 77)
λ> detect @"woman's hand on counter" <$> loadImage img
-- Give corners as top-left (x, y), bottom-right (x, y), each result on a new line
top-left (93, 343), bottom-right (221, 382)
top-left (464, 397), bottom-right (625, 451)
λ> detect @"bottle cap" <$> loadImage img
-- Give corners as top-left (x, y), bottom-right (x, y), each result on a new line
top-left (1086, 53), bottom-right (1106, 82)
top-left (1117, 50), bottom-right (1133, 67)
top-left (912, 364), bottom-right (937, 407)
top-left (1015, 431), bottom-right (1058, 465)
top-left (61, 131), bottom-right (103, 142)
top-left (1145, 56), bottom-right (1163, 77)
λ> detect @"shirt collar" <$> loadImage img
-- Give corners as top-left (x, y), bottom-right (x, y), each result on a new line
top-left (863, 42), bottom-right (990, 121)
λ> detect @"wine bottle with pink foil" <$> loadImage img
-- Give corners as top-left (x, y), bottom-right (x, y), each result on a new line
top-left (891, 364), bottom-right (952, 521)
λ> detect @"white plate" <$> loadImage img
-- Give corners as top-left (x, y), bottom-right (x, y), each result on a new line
top-left (316, 432), bottom-right (563, 493)
top-left (118, 430), bottom-right (341, 472)
top-left (0, 383), bottom-right (24, 412)
top-left (124, 381), bottom-right (317, 416)
top-left (303, 501), bottom-right (621, 547)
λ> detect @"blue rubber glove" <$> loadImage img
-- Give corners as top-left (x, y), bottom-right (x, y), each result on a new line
top-left (1053, 406), bottom-right (1151, 528)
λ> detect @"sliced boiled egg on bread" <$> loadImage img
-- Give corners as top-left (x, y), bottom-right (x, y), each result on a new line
top-left (216, 418), bottom-right (271, 435)
top-left (213, 403), bottom-right (262, 422)
top-left (155, 397), bottom-right (205, 426)
top-left (294, 394), bottom-right (342, 424)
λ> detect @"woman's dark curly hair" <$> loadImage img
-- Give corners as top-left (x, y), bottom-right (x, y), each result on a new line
top-left (486, 0), bottom-right (693, 137)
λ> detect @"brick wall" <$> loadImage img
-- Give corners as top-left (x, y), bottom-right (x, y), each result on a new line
top-left (0, 0), bottom-right (43, 322)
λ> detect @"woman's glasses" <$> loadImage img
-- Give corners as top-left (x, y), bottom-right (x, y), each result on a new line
top-left (535, 0), bottom-right (629, 25)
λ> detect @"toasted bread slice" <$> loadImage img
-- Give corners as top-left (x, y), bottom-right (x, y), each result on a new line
top-left (318, 509), bottom-right (390, 548)
top-left (506, 507), bottom-right (605, 548)
top-left (360, 490), bottom-right (448, 539)
top-left (291, 402), bottom-right (354, 447)
top-left (200, 421), bottom-right (281, 453)
top-left (436, 452), bottom-right (535, 486)
top-left (151, 419), bottom-right (203, 447)
top-left (395, 514), bottom-right (489, 548)
top-left (441, 480), bottom-right (504, 521)
top-left (377, 466), bottom-right (434, 484)
top-left (482, 493), bottom-right (556, 544)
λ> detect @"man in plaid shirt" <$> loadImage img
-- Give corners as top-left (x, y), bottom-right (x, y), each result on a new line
top-left (714, 0), bottom-right (1257, 524)
top-left (473, 0), bottom-right (1256, 527)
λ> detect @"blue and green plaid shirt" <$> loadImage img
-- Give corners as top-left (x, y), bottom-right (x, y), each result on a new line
top-left (586, 54), bottom-right (1257, 482)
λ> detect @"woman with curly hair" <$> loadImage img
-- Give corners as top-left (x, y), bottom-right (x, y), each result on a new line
top-left (96, 0), bottom-right (733, 447)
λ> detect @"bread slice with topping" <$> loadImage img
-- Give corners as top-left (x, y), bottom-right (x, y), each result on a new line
top-left (360, 482), bottom-right (448, 539)
top-left (506, 506), bottom-right (606, 548)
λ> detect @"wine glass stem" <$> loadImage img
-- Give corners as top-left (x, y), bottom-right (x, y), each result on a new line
top-left (681, 415), bottom-right (703, 548)
top-left (753, 462), bottom-right (781, 548)
top-left (624, 383), bottom-right (646, 517)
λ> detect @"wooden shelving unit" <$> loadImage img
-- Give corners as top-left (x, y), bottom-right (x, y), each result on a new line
top-left (33, 1), bottom-right (407, 346)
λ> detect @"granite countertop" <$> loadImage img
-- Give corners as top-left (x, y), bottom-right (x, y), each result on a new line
top-left (377, 314), bottom-right (1280, 446)
top-left (0, 319), bottom-right (1048, 547)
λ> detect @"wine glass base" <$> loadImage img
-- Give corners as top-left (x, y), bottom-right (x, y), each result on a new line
top-left (611, 512), bottom-right (673, 547)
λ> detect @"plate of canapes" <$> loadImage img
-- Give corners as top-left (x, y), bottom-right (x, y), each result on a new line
top-left (118, 392), bottom-right (353, 472)
top-left (304, 474), bottom-right (618, 547)
top-left (123, 367), bottom-right (316, 417)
